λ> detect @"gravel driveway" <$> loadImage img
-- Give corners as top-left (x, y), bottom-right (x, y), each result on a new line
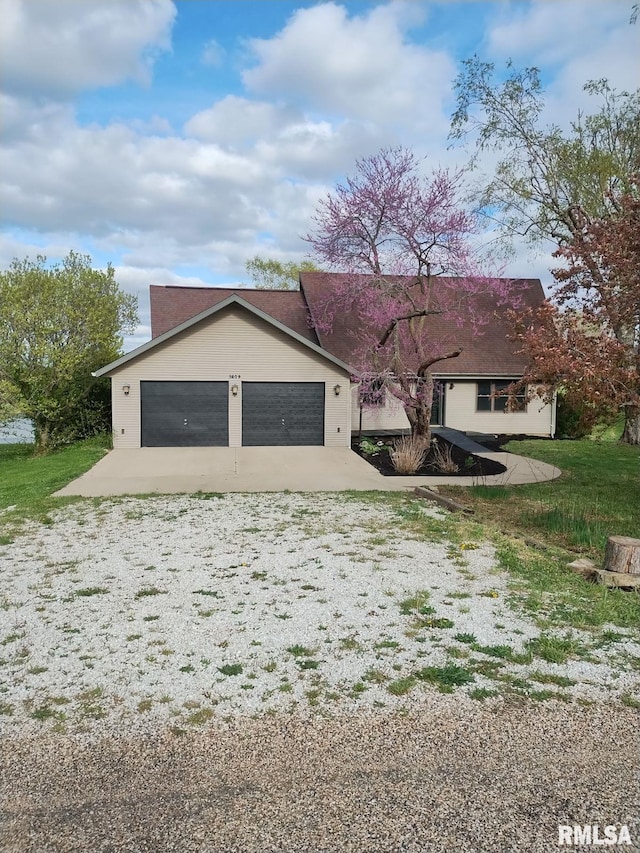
top-left (1, 492), bottom-right (639, 852)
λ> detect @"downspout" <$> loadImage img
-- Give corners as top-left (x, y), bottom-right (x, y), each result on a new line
top-left (550, 389), bottom-right (557, 438)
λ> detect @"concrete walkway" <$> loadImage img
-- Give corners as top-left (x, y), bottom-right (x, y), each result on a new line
top-left (55, 445), bottom-right (561, 497)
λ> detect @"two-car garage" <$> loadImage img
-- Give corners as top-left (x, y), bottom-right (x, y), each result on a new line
top-left (140, 380), bottom-right (325, 447)
top-left (97, 297), bottom-right (352, 450)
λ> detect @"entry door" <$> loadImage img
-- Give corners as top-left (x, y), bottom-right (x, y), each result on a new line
top-left (242, 382), bottom-right (325, 446)
top-left (140, 381), bottom-right (228, 446)
top-left (430, 383), bottom-right (446, 426)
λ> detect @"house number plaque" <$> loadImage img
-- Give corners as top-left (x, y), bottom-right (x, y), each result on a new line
top-left (228, 374), bottom-right (241, 379)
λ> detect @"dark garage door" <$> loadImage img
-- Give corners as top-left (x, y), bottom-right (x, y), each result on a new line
top-left (141, 381), bottom-right (228, 447)
top-left (242, 382), bottom-right (324, 446)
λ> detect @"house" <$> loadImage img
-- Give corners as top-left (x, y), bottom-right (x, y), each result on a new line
top-left (94, 273), bottom-right (556, 448)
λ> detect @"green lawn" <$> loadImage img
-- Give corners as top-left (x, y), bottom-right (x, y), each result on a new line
top-left (441, 438), bottom-right (640, 559)
top-left (0, 436), bottom-right (109, 524)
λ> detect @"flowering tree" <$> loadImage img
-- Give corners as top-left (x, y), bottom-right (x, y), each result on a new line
top-left (305, 147), bottom-right (517, 445)
top-left (513, 180), bottom-right (640, 444)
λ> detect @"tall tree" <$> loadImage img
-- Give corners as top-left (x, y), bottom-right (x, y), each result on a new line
top-left (0, 251), bottom-right (138, 450)
top-left (450, 59), bottom-right (640, 440)
top-left (450, 60), bottom-right (639, 247)
top-left (245, 256), bottom-right (318, 290)
top-left (305, 146), bottom-right (515, 445)
top-left (514, 180), bottom-right (640, 444)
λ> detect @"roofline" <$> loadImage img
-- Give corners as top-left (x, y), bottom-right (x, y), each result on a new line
top-left (150, 284), bottom-right (301, 293)
top-left (432, 373), bottom-right (525, 379)
top-left (355, 371), bottom-right (525, 380)
top-left (93, 294), bottom-right (353, 377)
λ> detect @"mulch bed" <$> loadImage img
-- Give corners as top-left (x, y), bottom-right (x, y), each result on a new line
top-left (352, 435), bottom-right (507, 477)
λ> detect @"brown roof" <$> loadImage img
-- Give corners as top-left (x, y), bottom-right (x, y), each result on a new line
top-left (150, 274), bottom-right (545, 377)
top-left (299, 272), bottom-right (545, 376)
top-left (150, 285), bottom-right (318, 343)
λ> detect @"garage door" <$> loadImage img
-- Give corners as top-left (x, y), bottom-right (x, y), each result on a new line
top-left (242, 382), bottom-right (324, 446)
top-left (141, 381), bottom-right (228, 447)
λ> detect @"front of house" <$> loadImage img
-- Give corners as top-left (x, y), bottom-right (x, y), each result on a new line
top-left (94, 273), bottom-right (555, 448)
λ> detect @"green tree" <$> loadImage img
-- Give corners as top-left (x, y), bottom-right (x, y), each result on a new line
top-left (449, 60), bottom-right (640, 249)
top-left (245, 256), bottom-right (318, 290)
top-left (0, 251), bottom-right (138, 450)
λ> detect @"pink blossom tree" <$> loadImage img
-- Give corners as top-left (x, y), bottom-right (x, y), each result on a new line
top-left (305, 146), bottom-right (518, 445)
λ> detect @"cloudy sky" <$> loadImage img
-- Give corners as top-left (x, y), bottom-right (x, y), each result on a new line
top-left (1, 0), bottom-right (637, 349)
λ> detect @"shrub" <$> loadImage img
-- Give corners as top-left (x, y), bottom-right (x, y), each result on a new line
top-left (390, 437), bottom-right (426, 474)
top-left (430, 439), bottom-right (459, 473)
top-left (555, 391), bottom-right (593, 439)
top-left (555, 388), bottom-right (618, 439)
top-left (359, 437), bottom-right (385, 456)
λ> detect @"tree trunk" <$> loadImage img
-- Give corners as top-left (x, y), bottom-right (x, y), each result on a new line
top-left (406, 404), bottom-right (432, 447)
top-left (34, 421), bottom-right (51, 453)
top-left (603, 536), bottom-right (640, 576)
top-left (621, 405), bottom-right (640, 445)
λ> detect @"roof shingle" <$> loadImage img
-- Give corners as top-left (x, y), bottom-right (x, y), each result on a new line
top-left (150, 285), bottom-right (318, 343)
top-left (300, 272), bottom-right (545, 376)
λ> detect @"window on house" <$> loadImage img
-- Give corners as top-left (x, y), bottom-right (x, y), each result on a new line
top-left (477, 380), bottom-right (526, 413)
top-left (359, 377), bottom-right (386, 407)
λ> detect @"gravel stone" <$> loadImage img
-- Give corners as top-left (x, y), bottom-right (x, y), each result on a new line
top-left (1, 493), bottom-right (638, 851)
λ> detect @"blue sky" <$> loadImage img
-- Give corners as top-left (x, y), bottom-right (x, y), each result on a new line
top-left (1, 0), bottom-right (638, 349)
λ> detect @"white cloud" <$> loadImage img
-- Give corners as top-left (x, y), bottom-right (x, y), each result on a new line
top-left (0, 106), bottom-right (274, 243)
top-left (0, 93), bottom-right (74, 142)
top-left (185, 96), bottom-right (300, 145)
top-left (185, 94), bottom-right (390, 179)
top-left (0, 0), bottom-right (176, 97)
top-left (243, 2), bottom-right (455, 135)
top-left (488, 0), bottom-right (631, 67)
top-left (201, 38), bottom-right (224, 67)
top-left (487, 0), bottom-right (639, 125)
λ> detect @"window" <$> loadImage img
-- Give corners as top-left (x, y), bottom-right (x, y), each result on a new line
top-left (477, 380), bottom-right (526, 413)
top-left (359, 377), bottom-right (385, 407)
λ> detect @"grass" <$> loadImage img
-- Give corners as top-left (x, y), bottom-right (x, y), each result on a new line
top-left (134, 586), bottom-right (166, 599)
top-left (414, 664), bottom-right (475, 693)
top-left (286, 645), bottom-right (315, 657)
top-left (497, 538), bottom-right (640, 630)
top-left (421, 436), bottom-right (640, 632)
top-left (469, 687), bottom-right (499, 701)
top-left (399, 591), bottom-right (434, 616)
top-left (218, 663), bottom-right (243, 676)
top-left (387, 676), bottom-right (416, 696)
top-left (525, 633), bottom-right (590, 664)
top-left (74, 587), bottom-right (109, 598)
top-left (439, 437), bottom-right (639, 559)
top-left (0, 436), bottom-right (110, 527)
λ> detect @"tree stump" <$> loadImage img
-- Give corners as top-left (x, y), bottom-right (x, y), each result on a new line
top-left (603, 536), bottom-right (640, 576)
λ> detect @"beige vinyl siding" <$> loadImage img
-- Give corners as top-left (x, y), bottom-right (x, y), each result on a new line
top-left (445, 381), bottom-right (554, 436)
top-left (350, 380), bottom-right (554, 436)
top-left (109, 307), bottom-right (350, 448)
top-left (350, 385), bottom-right (410, 432)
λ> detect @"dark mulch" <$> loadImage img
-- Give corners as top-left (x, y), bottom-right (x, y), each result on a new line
top-left (352, 435), bottom-right (507, 477)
